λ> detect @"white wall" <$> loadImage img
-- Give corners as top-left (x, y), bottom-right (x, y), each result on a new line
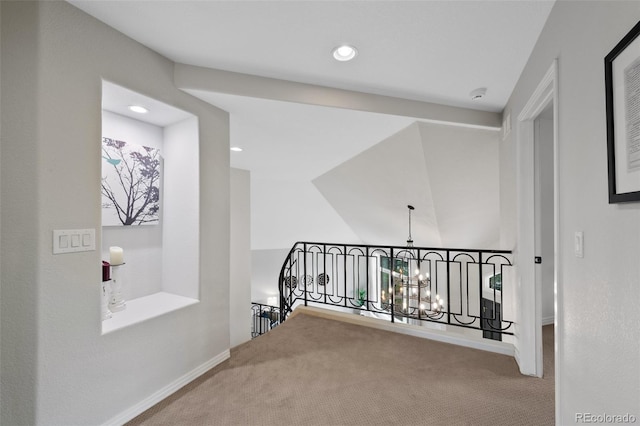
top-left (163, 116), bottom-right (200, 299)
top-left (252, 248), bottom-right (290, 304)
top-left (0, 2), bottom-right (230, 425)
top-left (534, 116), bottom-right (555, 324)
top-left (502, 1), bottom-right (640, 421)
top-left (230, 168), bottom-right (251, 347)
top-left (101, 110), bottom-right (164, 300)
top-left (499, 115), bottom-right (517, 249)
top-left (251, 178), bottom-right (361, 250)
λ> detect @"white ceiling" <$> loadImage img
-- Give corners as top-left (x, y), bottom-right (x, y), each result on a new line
top-left (186, 90), bottom-right (415, 180)
top-left (102, 80), bottom-right (194, 127)
top-left (70, 0), bottom-right (554, 112)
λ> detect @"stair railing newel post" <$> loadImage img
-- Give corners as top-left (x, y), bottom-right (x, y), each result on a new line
top-left (279, 244), bottom-right (297, 322)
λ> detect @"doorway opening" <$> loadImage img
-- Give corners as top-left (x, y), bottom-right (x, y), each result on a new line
top-left (534, 103), bottom-right (556, 380)
top-left (516, 59), bottom-right (559, 388)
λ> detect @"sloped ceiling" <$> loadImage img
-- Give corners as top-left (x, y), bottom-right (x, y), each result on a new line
top-left (418, 122), bottom-right (501, 248)
top-left (313, 123), bottom-right (441, 247)
top-left (314, 122), bottom-right (501, 249)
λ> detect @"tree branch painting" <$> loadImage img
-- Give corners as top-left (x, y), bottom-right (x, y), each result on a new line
top-left (102, 137), bottom-right (161, 226)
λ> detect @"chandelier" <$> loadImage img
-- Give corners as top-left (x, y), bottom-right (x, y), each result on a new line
top-left (381, 205), bottom-right (444, 321)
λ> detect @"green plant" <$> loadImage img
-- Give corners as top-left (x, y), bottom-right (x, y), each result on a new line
top-left (357, 289), bottom-right (367, 307)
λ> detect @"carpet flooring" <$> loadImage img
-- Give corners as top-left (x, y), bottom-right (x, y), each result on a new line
top-left (128, 312), bottom-right (554, 426)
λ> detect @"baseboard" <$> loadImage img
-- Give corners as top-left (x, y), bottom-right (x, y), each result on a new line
top-left (542, 316), bottom-right (555, 326)
top-left (102, 349), bottom-right (230, 426)
top-left (514, 346), bottom-right (523, 371)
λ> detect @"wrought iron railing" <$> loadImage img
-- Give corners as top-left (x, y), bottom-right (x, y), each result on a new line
top-left (251, 303), bottom-right (280, 338)
top-left (278, 242), bottom-right (514, 338)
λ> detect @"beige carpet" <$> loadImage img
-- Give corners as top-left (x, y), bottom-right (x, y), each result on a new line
top-left (128, 313), bottom-right (554, 426)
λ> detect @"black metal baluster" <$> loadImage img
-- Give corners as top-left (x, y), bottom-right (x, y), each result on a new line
top-left (304, 243), bottom-right (308, 307)
top-left (446, 250), bottom-right (451, 327)
top-left (365, 247), bottom-right (369, 312)
top-left (390, 247), bottom-right (395, 324)
top-left (344, 245), bottom-right (348, 308)
top-left (417, 250), bottom-right (422, 321)
top-left (323, 244), bottom-right (327, 306)
top-left (479, 251), bottom-right (484, 332)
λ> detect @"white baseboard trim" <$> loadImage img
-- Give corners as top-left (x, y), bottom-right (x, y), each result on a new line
top-left (514, 346), bottom-right (523, 372)
top-left (542, 316), bottom-right (555, 326)
top-left (293, 306), bottom-right (515, 357)
top-left (102, 349), bottom-right (230, 426)
top-left (513, 346), bottom-right (539, 376)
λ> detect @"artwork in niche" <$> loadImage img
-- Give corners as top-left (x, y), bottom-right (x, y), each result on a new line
top-left (101, 137), bottom-right (161, 226)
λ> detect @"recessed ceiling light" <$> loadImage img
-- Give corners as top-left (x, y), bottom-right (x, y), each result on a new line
top-left (470, 88), bottom-right (487, 101)
top-left (230, 147), bottom-right (243, 152)
top-left (332, 45), bottom-right (358, 62)
top-left (128, 105), bottom-right (148, 114)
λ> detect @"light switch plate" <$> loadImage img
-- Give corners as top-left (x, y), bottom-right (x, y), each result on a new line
top-left (53, 229), bottom-right (95, 254)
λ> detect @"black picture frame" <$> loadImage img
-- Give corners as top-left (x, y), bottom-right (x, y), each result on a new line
top-left (605, 20), bottom-right (640, 203)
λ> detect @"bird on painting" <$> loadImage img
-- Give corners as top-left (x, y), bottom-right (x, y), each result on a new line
top-left (102, 156), bottom-right (121, 166)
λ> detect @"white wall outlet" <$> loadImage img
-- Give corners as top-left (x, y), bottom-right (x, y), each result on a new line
top-left (53, 229), bottom-right (96, 254)
top-left (574, 231), bottom-right (584, 258)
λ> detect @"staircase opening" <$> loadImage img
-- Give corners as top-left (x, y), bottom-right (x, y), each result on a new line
top-left (275, 241), bottom-right (514, 344)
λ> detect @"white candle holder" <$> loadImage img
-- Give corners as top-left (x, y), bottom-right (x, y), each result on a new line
top-left (109, 264), bottom-right (126, 312)
top-left (101, 280), bottom-right (113, 320)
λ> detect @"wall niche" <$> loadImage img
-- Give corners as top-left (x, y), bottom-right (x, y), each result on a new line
top-left (101, 80), bottom-right (200, 334)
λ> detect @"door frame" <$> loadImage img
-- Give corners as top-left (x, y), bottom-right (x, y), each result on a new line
top-left (515, 59), bottom-right (559, 381)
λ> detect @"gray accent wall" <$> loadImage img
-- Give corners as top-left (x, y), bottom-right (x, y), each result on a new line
top-left (1, 2), bottom-right (230, 424)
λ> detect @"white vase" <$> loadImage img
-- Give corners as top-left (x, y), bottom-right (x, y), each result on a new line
top-left (109, 264), bottom-right (126, 312)
top-left (101, 280), bottom-right (112, 320)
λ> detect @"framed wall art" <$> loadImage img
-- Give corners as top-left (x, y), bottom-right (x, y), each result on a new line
top-left (101, 137), bottom-right (161, 226)
top-left (605, 20), bottom-right (640, 203)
